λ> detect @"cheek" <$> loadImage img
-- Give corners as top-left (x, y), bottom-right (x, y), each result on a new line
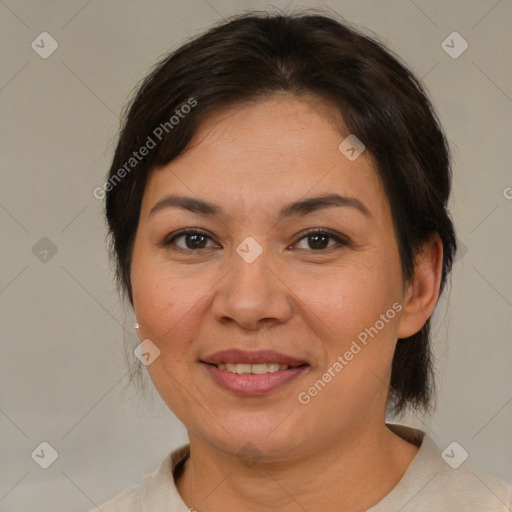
top-left (131, 250), bottom-right (183, 340)
top-left (130, 259), bottom-right (198, 404)
top-left (132, 266), bottom-right (170, 332)
top-left (297, 259), bottom-right (400, 340)
top-left (130, 251), bottom-right (217, 361)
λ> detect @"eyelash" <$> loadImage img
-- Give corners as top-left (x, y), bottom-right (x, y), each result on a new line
top-left (160, 228), bottom-right (350, 253)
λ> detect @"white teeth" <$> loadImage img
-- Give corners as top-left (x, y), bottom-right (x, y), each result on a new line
top-left (216, 363), bottom-right (291, 374)
top-left (251, 363), bottom-right (269, 375)
top-left (235, 363), bottom-right (252, 374)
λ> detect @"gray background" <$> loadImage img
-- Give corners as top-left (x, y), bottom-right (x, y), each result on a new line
top-left (1, 1), bottom-right (511, 510)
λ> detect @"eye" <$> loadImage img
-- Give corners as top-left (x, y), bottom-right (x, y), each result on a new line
top-left (162, 229), bottom-right (219, 251)
top-left (292, 229), bottom-right (348, 251)
top-left (161, 228), bottom-right (349, 252)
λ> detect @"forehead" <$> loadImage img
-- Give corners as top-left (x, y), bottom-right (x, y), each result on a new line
top-left (141, 94), bottom-right (387, 219)
top-left (176, 93), bottom-right (352, 171)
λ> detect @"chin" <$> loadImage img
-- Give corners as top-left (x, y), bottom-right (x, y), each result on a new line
top-left (197, 412), bottom-right (308, 459)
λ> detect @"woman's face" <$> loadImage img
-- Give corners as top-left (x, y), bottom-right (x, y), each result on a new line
top-left (131, 94), bottom-right (411, 459)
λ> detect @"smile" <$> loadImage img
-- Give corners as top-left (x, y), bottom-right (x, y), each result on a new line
top-left (201, 362), bottom-right (309, 395)
top-left (215, 362), bottom-right (296, 374)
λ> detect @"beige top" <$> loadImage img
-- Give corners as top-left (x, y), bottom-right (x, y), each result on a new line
top-left (93, 424), bottom-right (512, 511)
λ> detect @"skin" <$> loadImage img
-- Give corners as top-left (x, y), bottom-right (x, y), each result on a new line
top-left (130, 93), bottom-right (444, 511)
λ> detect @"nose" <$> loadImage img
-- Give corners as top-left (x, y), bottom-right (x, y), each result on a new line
top-left (210, 244), bottom-right (294, 331)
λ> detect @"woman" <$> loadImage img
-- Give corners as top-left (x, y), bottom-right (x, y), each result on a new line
top-left (96, 10), bottom-right (511, 511)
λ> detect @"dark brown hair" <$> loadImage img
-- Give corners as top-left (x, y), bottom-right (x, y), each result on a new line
top-left (104, 10), bottom-right (457, 414)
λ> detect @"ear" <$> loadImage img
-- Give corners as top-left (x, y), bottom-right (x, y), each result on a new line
top-left (397, 233), bottom-right (444, 339)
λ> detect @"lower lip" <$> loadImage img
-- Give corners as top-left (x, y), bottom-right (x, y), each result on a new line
top-left (201, 363), bottom-right (309, 396)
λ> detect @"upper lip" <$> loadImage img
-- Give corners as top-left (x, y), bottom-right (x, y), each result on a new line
top-left (201, 349), bottom-right (308, 367)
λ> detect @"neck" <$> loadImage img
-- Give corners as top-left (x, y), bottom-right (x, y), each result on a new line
top-left (176, 422), bottom-right (419, 512)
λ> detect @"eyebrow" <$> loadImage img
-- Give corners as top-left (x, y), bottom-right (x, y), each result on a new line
top-left (148, 193), bottom-right (371, 220)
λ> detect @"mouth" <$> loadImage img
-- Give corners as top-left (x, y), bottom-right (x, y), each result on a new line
top-left (201, 348), bottom-right (308, 367)
top-left (205, 362), bottom-right (307, 374)
top-left (200, 349), bottom-right (310, 395)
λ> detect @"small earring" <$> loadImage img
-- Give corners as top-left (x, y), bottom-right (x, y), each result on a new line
top-left (134, 323), bottom-right (139, 330)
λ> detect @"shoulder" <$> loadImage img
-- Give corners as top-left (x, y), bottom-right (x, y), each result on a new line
top-left (375, 424), bottom-right (512, 511)
top-left (429, 461), bottom-right (512, 511)
top-left (432, 456), bottom-right (512, 512)
top-left (89, 484), bottom-right (141, 512)
top-left (417, 463), bottom-right (512, 511)
top-left (90, 444), bottom-right (191, 512)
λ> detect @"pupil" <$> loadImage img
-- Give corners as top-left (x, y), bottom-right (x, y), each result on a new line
top-left (310, 234), bottom-right (328, 250)
top-left (187, 234), bottom-right (206, 249)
